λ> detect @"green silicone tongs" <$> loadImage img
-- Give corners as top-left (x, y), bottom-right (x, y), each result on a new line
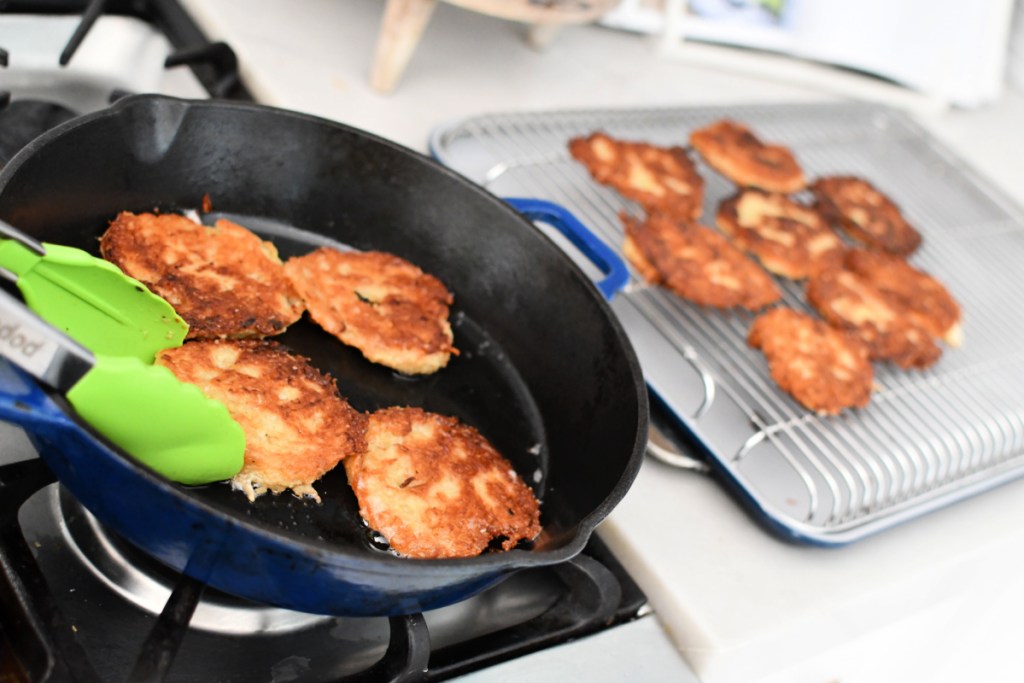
top-left (0, 218), bottom-right (243, 484)
top-left (0, 219), bottom-right (188, 363)
top-left (0, 284), bottom-right (244, 485)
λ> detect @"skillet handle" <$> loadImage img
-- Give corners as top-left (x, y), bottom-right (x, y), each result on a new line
top-left (504, 198), bottom-right (628, 301)
top-left (0, 360), bottom-right (72, 444)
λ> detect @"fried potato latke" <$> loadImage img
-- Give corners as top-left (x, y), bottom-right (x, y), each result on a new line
top-left (568, 131), bottom-right (704, 220)
top-left (284, 247), bottom-right (457, 375)
top-left (100, 212), bottom-right (305, 339)
top-left (156, 339), bottom-right (366, 502)
top-left (748, 307), bottom-right (873, 415)
top-left (622, 212), bottom-right (781, 310)
top-left (689, 119), bottom-right (806, 193)
top-left (344, 407), bottom-right (541, 559)
top-left (843, 249), bottom-right (962, 347)
top-left (716, 189), bottom-right (844, 279)
top-left (807, 269), bottom-right (941, 369)
top-left (810, 176), bottom-right (922, 256)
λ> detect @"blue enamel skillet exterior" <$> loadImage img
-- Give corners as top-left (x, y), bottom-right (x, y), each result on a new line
top-left (0, 362), bottom-right (509, 614)
top-left (0, 95), bottom-right (646, 616)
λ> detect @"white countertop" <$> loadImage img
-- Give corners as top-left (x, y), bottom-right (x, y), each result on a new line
top-left (179, 2), bottom-right (1024, 680)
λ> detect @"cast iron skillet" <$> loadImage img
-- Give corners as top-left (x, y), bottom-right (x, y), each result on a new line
top-left (0, 95), bottom-right (646, 616)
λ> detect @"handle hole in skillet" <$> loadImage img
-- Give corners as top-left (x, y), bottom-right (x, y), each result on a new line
top-left (140, 211), bottom-right (551, 557)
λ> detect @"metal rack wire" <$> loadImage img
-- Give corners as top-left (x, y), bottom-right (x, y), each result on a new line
top-left (430, 102), bottom-right (1024, 544)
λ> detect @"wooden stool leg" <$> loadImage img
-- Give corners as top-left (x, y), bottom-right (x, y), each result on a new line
top-left (370, 0), bottom-right (439, 93)
top-left (526, 23), bottom-right (562, 50)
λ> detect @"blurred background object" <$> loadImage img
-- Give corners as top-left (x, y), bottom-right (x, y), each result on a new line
top-left (601, 0), bottom-right (1016, 110)
top-left (1009, 0), bottom-right (1024, 93)
top-left (371, 0), bottom-right (622, 92)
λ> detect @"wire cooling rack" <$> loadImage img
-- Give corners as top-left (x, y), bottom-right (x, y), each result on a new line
top-left (430, 102), bottom-right (1024, 544)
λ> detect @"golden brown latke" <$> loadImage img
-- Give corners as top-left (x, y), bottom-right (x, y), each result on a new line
top-left (284, 247), bottom-right (457, 375)
top-left (568, 131), bottom-right (704, 221)
top-left (748, 307), bottom-right (873, 415)
top-left (810, 176), bottom-right (922, 256)
top-left (843, 249), bottom-right (962, 346)
top-left (807, 269), bottom-right (941, 369)
top-left (689, 119), bottom-right (806, 193)
top-left (344, 407), bottom-right (541, 559)
top-left (156, 339), bottom-right (366, 502)
top-left (100, 212), bottom-right (305, 339)
top-left (621, 212), bottom-right (781, 310)
top-left (716, 189), bottom-right (844, 279)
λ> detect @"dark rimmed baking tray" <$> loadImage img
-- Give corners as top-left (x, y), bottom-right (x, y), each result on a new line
top-left (430, 101), bottom-right (1024, 545)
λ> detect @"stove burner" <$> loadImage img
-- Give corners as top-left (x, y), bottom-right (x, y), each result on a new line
top-left (53, 485), bottom-right (331, 635)
top-left (0, 100), bottom-right (78, 167)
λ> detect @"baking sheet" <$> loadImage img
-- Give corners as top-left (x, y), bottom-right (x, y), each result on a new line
top-left (429, 101), bottom-right (1024, 544)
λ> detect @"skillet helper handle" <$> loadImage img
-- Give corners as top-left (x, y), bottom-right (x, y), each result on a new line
top-left (0, 361), bottom-right (73, 448)
top-left (504, 198), bottom-right (629, 301)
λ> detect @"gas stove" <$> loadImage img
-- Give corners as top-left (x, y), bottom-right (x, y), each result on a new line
top-left (1, 457), bottom-right (648, 682)
top-left (0, 3), bottom-right (666, 681)
top-left (0, 1), bottom-right (247, 166)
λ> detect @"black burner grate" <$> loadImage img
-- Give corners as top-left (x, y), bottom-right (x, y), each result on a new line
top-left (0, 456), bottom-right (646, 682)
top-left (0, 0), bottom-right (252, 102)
top-left (0, 0), bottom-right (254, 167)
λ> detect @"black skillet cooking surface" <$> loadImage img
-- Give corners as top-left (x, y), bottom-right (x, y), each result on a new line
top-left (0, 95), bottom-right (646, 615)
top-left (190, 211), bottom-right (549, 552)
